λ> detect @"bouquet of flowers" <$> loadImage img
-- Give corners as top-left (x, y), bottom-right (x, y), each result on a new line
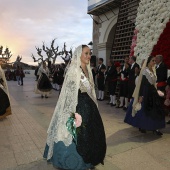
top-left (66, 112), bottom-right (82, 144)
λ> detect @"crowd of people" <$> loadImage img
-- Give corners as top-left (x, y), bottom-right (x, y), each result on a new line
top-left (94, 56), bottom-right (140, 109)
top-left (93, 54), bottom-right (169, 136)
top-left (1, 44), bottom-right (170, 169)
top-left (39, 45), bottom-right (169, 169)
top-left (33, 53), bottom-right (169, 138)
top-left (94, 55), bottom-right (168, 110)
top-left (34, 62), bottom-right (66, 98)
top-left (5, 66), bottom-right (25, 86)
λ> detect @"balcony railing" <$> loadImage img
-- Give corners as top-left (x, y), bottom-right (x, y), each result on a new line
top-left (88, 0), bottom-right (122, 16)
top-left (88, 0), bottom-right (109, 11)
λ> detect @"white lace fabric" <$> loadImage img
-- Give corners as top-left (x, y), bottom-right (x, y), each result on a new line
top-left (0, 66), bottom-right (9, 97)
top-left (142, 67), bottom-right (157, 85)
top-left (46, 45), bottom-right (97, 160)
top-left (38, 65), bottom-right (50, 76)
top-left (80, 72), bottom-right (97, 106)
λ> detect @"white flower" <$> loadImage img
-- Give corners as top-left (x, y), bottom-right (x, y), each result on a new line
top-left (135, 0), bottom-right (170, 64)
top-left (164, 17), bottom-right (170, 23)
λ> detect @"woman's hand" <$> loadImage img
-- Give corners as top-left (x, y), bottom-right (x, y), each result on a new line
top-left (138, 96), bottom-right (143, 103)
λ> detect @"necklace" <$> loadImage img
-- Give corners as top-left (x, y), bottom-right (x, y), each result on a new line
top-left (80, 66), bottom-right (89, 79)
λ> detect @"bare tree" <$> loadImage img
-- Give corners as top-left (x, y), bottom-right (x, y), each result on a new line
top-left (32, 39), bottom-right (73, 65)
top-left (0, 46), bottom-right (12, 64)
top-left (42, 42), bottom-right (54, 62)
top-left (31, 46), bottom-right (45, 64)
top-left (60, 42), bottom-right (72, 64)
top-left (0, 46), bottom-right (3, 55)
top-left (35, 46), bottom-right (44, 58)
top-left (50, 39), bottom-right (64, 64)
top-left (31, 53), bottom-right (43, 63)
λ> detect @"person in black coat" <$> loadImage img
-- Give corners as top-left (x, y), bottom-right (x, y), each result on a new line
top-left (155, 55), bottom-right (167, 92)
top-left (96, 58), bottom-right (106, 101)
top-left (105, 60), bottom-right (118, 106)
top-left (90, 62), bottom-right (96, 84)
top-left (166, 76), bottom-right (170, 124)
top-left (128, 56), bottom-right (140, 101)
top-left (118, 56), bottom-right (130, 110)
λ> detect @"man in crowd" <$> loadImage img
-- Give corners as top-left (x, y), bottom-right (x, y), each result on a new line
top-left (105, 60), bottom-right (118, 106)
top-left (118, 56), bottom-right (130, 110)
top-left (128, 56), bottom-right (140, 102)
top-left (96, 58), bottom-right (106, 101)
top-left (155, 54), bottom-right (167, 92)
top-left (15, 66), bottom-right (21, 86)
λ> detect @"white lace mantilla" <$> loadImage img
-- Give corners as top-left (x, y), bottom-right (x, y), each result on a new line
top-left (46, 69), bottom-right (78, 160)
top-left (38, 66), bottom-right (49, 76)
top-left (142, 67), bottom-right (157, 85)
top-left (45, 45), bottom-right (97, 160)
top-left (80, 72), bottom-right (97, 106)
top-left (0, 66), bottom-right (9, 96)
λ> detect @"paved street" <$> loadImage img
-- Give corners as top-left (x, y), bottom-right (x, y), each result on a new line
top-left (0, 73), bottom-right (170, 170)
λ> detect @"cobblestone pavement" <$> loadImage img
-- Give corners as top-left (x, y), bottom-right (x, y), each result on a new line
top-left (0, 75), bottom-right (170, 170)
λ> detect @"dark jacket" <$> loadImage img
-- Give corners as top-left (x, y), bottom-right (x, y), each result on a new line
top-left (15, 69), bottom-right (20, 76)
top-left (20, 70), bottom-right (25, 78)
top-left (96, 64), bottom-right (106, 79)
top-left (120, 64), bottom-right (130, 80)
top-left (128, 62), bottom-right (140, 81)
top-left (105, 65), bottom-right (117, 82)
top-left (156, 62), bottom-right (167, 83)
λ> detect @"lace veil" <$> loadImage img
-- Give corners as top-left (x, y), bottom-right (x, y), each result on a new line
top-left (0, 65), bottom-right (10, 97)
top-left (38, 62), bottom-right (49, 76)
top-left (46, 45), bottom-right (96, 160)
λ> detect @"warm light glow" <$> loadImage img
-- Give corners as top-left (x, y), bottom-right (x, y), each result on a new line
top-left (0, 36), bottom-right (27, 63)
top-left (0, 0), bottom-right (92, 65)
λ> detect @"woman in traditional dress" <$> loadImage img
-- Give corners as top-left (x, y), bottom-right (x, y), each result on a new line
top-left (36, 61), bottom-right (52, 98)
top-left (0, 65), bottom-right (12, 119)
top-left (124, 56), bottom-right (165, 135)
top-left (164, 76), bottom-right (170, 124)
top-left (117, 56), bottom-right (130, 110)
top-left (43, 45), bottom-right (106, 170)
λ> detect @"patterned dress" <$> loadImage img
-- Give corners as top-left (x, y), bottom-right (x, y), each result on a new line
top-left (0, 70), bottom-right (11, 119)
top-left (43, 71), bottom-right (106, 170)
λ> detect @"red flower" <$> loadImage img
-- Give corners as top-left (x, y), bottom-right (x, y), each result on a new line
top-left (151, 20), bottom-right (170, 69)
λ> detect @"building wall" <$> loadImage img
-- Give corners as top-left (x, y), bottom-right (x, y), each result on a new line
top-left (92, 9), bottom-right (119, 65)
top-left (92, 16), bottom-right (100, 59)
